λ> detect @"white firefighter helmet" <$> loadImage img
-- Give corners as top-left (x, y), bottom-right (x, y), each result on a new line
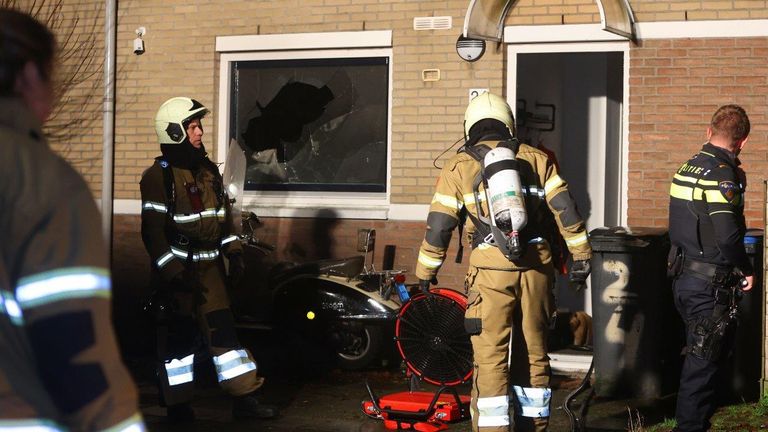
top-left (463, 92), bottom-right (515, 138)
top-left (154, 97), bottom-right (210, 145)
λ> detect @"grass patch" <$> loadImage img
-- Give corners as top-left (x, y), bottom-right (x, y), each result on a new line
top-left (709, 395), bottom-right (768, 432)
top-left (641, 417), bottom-right (676, 432)
top-left (635, 395), bottom-right (768, 432)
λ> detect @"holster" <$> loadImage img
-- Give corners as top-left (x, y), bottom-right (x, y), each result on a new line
top-left (688, 268), bottom-right (740, 362)
top-left (689, 315), bottom-right (734, 362)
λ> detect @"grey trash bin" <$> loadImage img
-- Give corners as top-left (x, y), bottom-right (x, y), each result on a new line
top-left (589, 227), bottom-right (678, 400)
top-left (721, 228), bottom-right (764, 403)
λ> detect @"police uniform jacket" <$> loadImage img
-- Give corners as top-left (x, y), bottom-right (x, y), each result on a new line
top-left (669, 142), bottom-right (753, 275)
top-left (415, 139), bottom-right (592, 280)
top-left (140, 156), bottom-right (242, 281)
top-left (0, 97), bottom-right (144, 430)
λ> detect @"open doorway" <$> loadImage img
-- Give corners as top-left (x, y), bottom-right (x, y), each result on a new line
top-left (508, 43), bottom-right (628, 319)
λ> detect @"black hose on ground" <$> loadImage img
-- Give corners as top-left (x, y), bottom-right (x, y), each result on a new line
top-left (562, 357), bottom-right (595, 432)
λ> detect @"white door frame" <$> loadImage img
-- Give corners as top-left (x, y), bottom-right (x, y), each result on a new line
top-left (505, 38), bottom-right (631, 227)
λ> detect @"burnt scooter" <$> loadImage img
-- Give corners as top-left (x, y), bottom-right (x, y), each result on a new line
top-left (223, 139), bottom-right (402, 370)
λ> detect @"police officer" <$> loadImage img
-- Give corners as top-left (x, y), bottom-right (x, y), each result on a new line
top-left (0, 8), bottom-right (145, 430)
top-left (140, 97), bottom-right (277, 421)
top-left (667, 104), bottom-right (753, 432)
top-left (414, 93), bottom-right (591, 432)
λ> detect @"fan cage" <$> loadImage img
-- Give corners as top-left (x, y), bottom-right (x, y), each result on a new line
top-left (395, 288), bottom-right (473, 386)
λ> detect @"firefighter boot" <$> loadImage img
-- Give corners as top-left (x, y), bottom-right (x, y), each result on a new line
top-left (232, 392), bottom-right (279, 420)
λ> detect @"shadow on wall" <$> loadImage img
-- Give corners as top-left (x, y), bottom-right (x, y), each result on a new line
top-left (285, 208), bottom-right (340, 261)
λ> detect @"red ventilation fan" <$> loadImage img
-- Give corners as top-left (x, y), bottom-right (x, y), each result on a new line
top-left (362, 287), bottom-right (473, 431)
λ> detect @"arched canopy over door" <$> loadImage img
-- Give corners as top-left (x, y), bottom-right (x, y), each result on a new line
top-left (596, 0), bottom-right (636, 41)
top-left (462, 0), bottom-right (514, 42)
top-left (463, 0), bottom-right (635, 42)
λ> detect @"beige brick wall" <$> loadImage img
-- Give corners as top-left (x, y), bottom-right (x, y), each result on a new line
top-left (30, 0), bottom-right (106, 195)
top-left (106, 0), bottom-right (505, 202)
top-left (33, 0), bottom-right (767, 205)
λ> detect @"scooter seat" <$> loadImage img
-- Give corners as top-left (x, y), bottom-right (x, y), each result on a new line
top-left (270, 255), bottom-right (364, 283)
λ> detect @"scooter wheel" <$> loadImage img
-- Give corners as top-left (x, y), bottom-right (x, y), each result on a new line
top-left (335, 324), bottom-right (384, 371)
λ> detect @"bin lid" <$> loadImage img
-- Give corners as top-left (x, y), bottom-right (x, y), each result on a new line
top-left (588, 226), bottom-right (668, 252)
top-left (744, 228), bottom-right (763, 244)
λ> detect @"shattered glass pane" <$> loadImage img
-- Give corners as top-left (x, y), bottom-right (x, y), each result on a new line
top-left (230, 57), bottom-right (389, 193)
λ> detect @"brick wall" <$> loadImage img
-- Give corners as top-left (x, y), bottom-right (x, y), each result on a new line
top-left (627, 36), bottom-right (768, 228)
top-left (27, 0), bottom-right (765, 276)
top-left (107, 0), bottom-right (505, 203)
top-left (112, 213), bottom-right (467, 295)
top-left (632, 0), bottom-right (768, 21)
top-left (35, 0), bottom-right (768, 384)
top-left (34, 0), bottom-right (766, 318)
top-left (111, 213), bottom-right (465, 352)
top-left (37, 0), bottom-right (768, 205)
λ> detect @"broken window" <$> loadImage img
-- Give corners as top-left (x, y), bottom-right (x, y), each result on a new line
top-left (230, 57), bottom-right (389, 193)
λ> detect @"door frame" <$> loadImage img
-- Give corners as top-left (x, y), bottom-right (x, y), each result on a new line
top-left (505, 37), bottom-right (630, 226)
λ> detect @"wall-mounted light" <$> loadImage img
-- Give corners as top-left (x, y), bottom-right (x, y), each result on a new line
top-left (456, 34), bottom-right (485, 62)
top-left (133, 27), bottom-right (146, 55)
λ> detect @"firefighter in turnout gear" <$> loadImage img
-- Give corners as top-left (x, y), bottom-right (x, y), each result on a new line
top-left (140, 97), bottom-right (277, 421)
top-left (667, 104), bottom-right (753, 432)
top-left (0, 8), bottom-right (145, 430)
top-left (415, 93), bottom-right (591, 432)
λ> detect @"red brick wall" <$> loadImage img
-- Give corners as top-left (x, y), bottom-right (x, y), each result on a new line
top-left (627, 37), bottom-right (768, 228)
top-left (111, 214), bottom-right (470, 303)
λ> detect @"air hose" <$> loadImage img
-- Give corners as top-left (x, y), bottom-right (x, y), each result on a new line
top-left (562, 357), bottom-right (595, 432)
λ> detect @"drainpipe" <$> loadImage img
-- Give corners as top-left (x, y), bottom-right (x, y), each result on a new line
top-left (102, 0), bottom-right (116, 251)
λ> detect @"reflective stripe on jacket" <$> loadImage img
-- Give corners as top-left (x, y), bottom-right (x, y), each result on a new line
top-left (415, 140), bottom-right (591, 279)
top-left (668, 142), bottom-right (752, 274)
top-left (0, 97), bottom-right (144, 430)
top-left (140, 159), bottom-right (242, 280)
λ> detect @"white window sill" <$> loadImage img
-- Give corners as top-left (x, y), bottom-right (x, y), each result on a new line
top-left (112, 199), bottom-right (428, 221)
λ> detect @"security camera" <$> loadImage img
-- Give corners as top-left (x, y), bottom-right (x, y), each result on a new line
top-left (133, 27), bottom-right (146, 55)
top-left (133, 37), bottom-right (145, 55)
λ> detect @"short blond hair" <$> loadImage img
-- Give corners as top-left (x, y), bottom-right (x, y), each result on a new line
top-left (710, 104), bottom-right (750, 146)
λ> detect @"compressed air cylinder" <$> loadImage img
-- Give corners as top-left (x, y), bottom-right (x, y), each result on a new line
top-left (483, 147), bottom-right (527, 233)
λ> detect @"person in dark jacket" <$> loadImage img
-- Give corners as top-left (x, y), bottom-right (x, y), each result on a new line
top-left (0, 7), bottom-right (145, 431)
top-left (140, 96), bottom-right (277, 421)
top-left (668, 104), bottom-right (753, 432)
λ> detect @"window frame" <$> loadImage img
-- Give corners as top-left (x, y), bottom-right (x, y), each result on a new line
top-left (216, 31), bottom-right (393, 219)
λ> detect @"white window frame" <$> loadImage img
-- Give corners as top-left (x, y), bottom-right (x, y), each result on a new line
top-left (216, 31), bottom-right (393, 219)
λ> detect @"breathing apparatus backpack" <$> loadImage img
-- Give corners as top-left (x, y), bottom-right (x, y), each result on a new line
top-left (460, 138), bottom-right (529, 262)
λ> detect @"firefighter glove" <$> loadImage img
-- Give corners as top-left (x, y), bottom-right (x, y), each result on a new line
top-left (569, 259), bottom-right (591, 291)
top-left (419, 276), bottom-right (438, 293)
top-left (228, 253), bottom-right (246, 288)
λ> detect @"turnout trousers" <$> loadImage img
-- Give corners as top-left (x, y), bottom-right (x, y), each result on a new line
top-left (465, 262), bottom-right (555, 432)
top-left (156, 258), bottom-right (262, 406)
top-left (672, 272), bottom-right (729, 432)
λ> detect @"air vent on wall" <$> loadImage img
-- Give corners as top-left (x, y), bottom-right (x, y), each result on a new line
top-left (413, 16), bottom-right (452, 31)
